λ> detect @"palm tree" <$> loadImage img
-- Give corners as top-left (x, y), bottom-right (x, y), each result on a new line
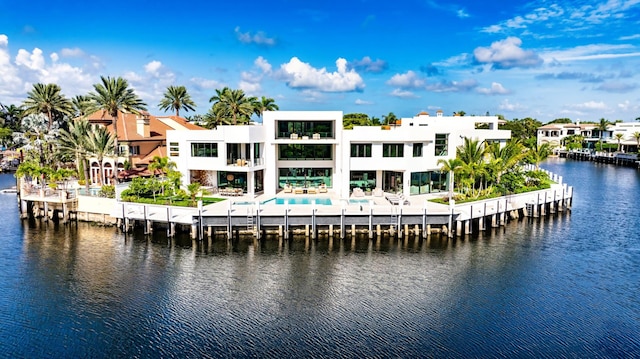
top-left (21, 83), bottom-right (73, 130)
top-left (382, 112), bottom-right (397, 126)
top-left (158, 85), bottom-right (196, 117)
top-left (596, 118), bottom-right (610, 151)
top-left (71, 95), bottom-right (93, 117)
top-left (528, 143), bottom-right (552, 171)
top-left (86, 124), bottom-right (115, 186)
top-left (437, 158), bottom-right (463, 200)
top-left (148, 155), bottom-right (176, 195)
top-left (209, 87), bottom-right (254, 125)
top-left (0, 103), bottom-right (23, 131)
top-left (614, 133), bottom-right (624, 152)
top-left (631, 132), bottom-right (640, 153)
top-left (57, 118), bottom-right (92, 188)
top-left (252, 96), bottom-right (278, 119)
top-left (87, 76), bottom-right (146, 181)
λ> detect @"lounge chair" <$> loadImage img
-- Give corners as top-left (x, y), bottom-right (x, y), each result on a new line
top-left (353, 188), bottom-right (365, 197)
top-left (307, 187), bottom-right (317, 194)
top-left (283, 185), bottom-right (292, 193)
top-left (294, 187), bottom-right (304, 194)
top-left (318, 184), bottom-right (327, 193)
top-left (373, 188), bottom-right (384, 197)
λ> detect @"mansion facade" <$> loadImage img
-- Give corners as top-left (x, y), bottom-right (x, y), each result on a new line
top-left (167, 110), bottom-right (512, 198)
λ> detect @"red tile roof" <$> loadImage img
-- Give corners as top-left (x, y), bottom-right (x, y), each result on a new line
top-left (84, 110), bottom-right (204, 141)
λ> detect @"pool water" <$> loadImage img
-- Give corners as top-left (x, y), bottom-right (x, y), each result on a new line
top-left (349, 198), bottom-right (373, 204)
top-left (268, 197), bottom-right (332, 205)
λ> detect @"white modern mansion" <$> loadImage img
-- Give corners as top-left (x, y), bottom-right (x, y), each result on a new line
top-left (167, 111), bottom-right (512, 198)
top-left (537, 121), bottom-right (640, 151)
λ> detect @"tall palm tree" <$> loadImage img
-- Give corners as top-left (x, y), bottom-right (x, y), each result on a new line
top-left (21, 83), bottom-right (73, 130)
top-left (614, 133), bottom-right (624, 152)
top-left (252, 96), bottom-right (278, 119)
top-left (209, 87), bottom-right (254, 125)
top-left (382, 112), bottom-right (397, 126)
top-left (596, 118), bottom-right (610, 151)
top-left (87, 124), bottom-right (115, 186)
top-left (148, 155), bottom-right (176, 195)
top-left (57, 118), bottom-right (92, 187)
top-left (437, 158), bottom-right (463, 200)
top-left (87, 76), bottom-right (147, 181)
top-left (158, 85), bottom-right (196, 117)
top-left (631, 132), bottom-right (640, 153)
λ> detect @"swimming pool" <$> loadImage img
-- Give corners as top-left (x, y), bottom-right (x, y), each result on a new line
top-left (349, 198), bottom-right (373, 204)
top-left (265, 197), bottom-right (333, 205)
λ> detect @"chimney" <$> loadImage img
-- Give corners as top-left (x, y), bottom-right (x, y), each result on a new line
top-left (136, 113), bottom-right (150, 138)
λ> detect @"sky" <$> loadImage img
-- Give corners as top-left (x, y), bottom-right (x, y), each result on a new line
top-left (1, 0), bottom-right (639, 123)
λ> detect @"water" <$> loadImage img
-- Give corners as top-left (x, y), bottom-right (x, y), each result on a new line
top-left (271, 197), bottom-right (332, 205)
top-left (0, 159), bottom-right (639, 358)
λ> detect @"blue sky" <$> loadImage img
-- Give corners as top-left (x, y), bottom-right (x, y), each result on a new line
top-left (1, 0), bottom-right (639, 123)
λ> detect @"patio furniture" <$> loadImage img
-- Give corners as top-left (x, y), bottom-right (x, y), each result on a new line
top-left (318, 184), bottom-right (327, 193)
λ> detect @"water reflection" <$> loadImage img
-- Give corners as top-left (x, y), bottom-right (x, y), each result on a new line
top-left (2, 160), bottom-right (640, 357)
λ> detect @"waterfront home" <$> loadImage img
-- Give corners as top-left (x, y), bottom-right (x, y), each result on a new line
top-left (607, 122), bottom-right (640, 152)
top-left (537, 122), bottom-right (598, 148)
top-left (84, 110), bottom-right (204, 185)
top-left (167, 110), bottom-right (511, 198)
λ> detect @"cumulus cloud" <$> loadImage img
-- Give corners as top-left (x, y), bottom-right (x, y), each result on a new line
top-left (190, 77), bottom-right (225, 91)
top-left (386, 71), bottom-right (425, 89)
top-left (350, 56), bottom-right (387, 73)
top-left (426, 79), bottom-right (477, 92)
top-left (234, 26), bottom-right (276, 46)
top-left (238, 56), bottom-right (274, 94)
top-left (473, 37), bottom-right (543, 69)
top-left (0, 35), bottom-right (96, 101)
top-left (476, 82), bottom-right (510, 95)
top-left (278, 57), bottom-right (364, 92)
top-left (125, 60), bottom-right (176, 103)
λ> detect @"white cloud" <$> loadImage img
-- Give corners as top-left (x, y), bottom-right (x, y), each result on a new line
top-left (473, 37), bottom-right (543, 69)
top-left (572, 101), bottom-right (608, 110)
top-left (0, 35), bottom-right (7, 47)
top-left (389, 88), bottom-right (418, 98)
top-left (386, 71), bottom-right (425, 89)
top-left (619, 34), bottom-right (640, 40)
top-left (596, 81), bottom-right (637, 93)
top-left (15, 48), bottom-right (46, 71)
top-left (278, 57), bottom-right (365, 92)
top-left (254, 56), bottom-right (272, 74)
top-left (144, 60), bottom-right (163, 76)
top-left (477, 82), bottom-right (510, 95)
top-left (355, 98), bottom-right (373, 105)
top-left (234, 26), bottom-right (276, 46)
top-left (60, 47), bottom-right (85, 57)
top-left (499, 99), bottom-right (525, 111)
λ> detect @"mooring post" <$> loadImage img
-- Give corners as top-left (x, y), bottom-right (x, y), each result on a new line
top-left (369, 200), bottom-right (374, 240)
top-left (284, 200), bottom-right (289, 240)
top-left (255, 200), bottom-right (261, 240)
top-left (198, 200), bottom-right (203, 241)
top-left (227, 200), bottom-right (232, 240)
top-left (311, 199), bottom-right (316, 240)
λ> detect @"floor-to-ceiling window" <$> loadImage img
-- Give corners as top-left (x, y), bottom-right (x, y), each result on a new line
top-left (349, 171), bottom-right (376, 192)
top-left (218, 171), bottom-right (247, 193)
top-left (383, 171), bottom-right (403, 193)
top-left (278, 168), bottom-right (332, 188)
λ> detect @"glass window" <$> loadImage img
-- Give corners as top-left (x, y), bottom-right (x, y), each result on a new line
top-left (278, 144), bottom-right (332, 160)
top-left (435, 134), bottom-right (448, 156)
top-left (413, 143), bottom-right (423, 157)
top-left (278, 168), bottom-right (332, 188)
top-left (350, 144), bottom-right (372, 157)
top-left (383, 143), bottom-right (404, 157)
top-left (191, 142), bottom-right (218, 157)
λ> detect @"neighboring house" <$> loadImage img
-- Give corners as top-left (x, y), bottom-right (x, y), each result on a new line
top-left (607, 122), bottom-right (640, 152)
top-left (84, 110), bottom-right (204, 185)
top-left (537, 123), bottom-right (598, 148)
top-left (167, 110), bottom-right (511, 198)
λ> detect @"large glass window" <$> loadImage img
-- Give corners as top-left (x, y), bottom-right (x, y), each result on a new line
top-left (276, 120), bottom-right (334, 139)
top-left (218, 171), bottom-right (247, 193)
top-left (191, 142), bottom-right (218, 157)
top-left (278, 144), bottom-right (332, 160)
top-left (383, 143), bottom-right (404, 157)
top-left (350, 171), bottom-right (376, 191)
top-left (413, 143), bottom-right (423, 157)
top-left (435, 134), bottom-right (448, 156)
top-left (278, 168), bottom-right (332, 188)
top-left (351, 144), bottom-right (372, 157)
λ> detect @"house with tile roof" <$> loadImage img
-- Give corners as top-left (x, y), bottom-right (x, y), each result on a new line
top-left (84, 110), bottom-right (204, 185)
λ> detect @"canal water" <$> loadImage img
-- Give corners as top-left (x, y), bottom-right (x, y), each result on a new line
top-left (0, 159), bottom-right (638, 358)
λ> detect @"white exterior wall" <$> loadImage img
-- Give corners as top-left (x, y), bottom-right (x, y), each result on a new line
top-left (168, 111), bottom-right (511, 199)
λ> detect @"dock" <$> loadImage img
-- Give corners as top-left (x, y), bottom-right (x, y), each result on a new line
top-left (557, 149), bottom-right (640, 167)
